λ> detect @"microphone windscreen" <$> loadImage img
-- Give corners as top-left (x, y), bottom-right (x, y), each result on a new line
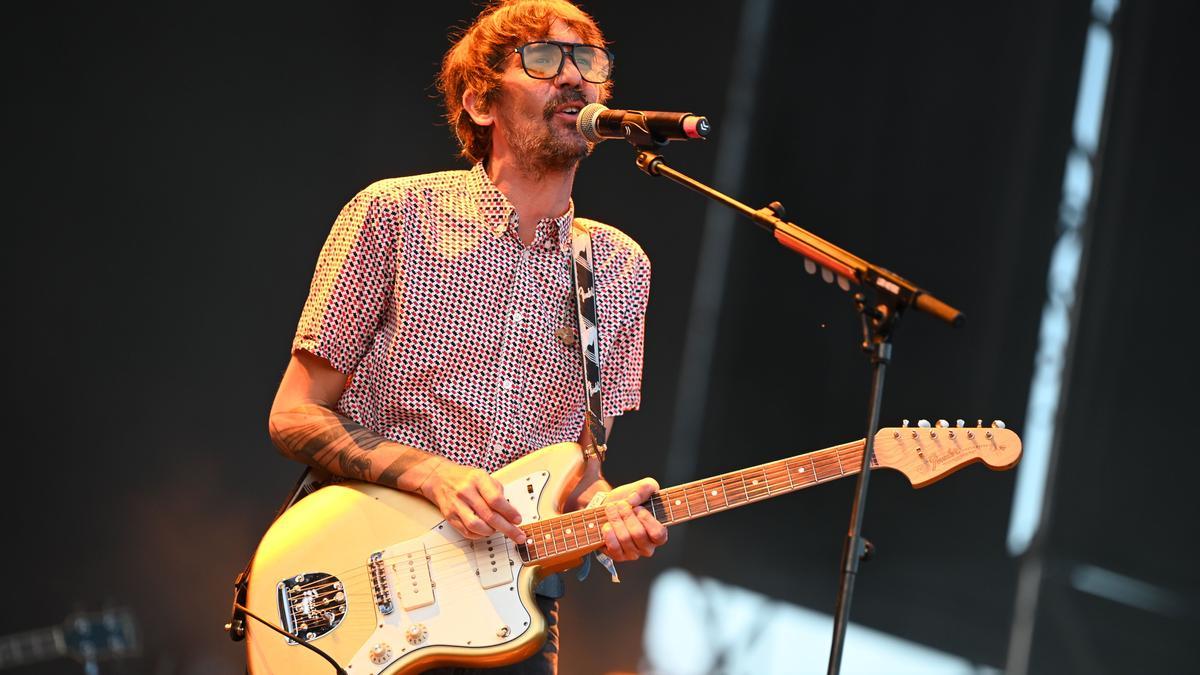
top-left (577, 103), bottom-right (609, 143)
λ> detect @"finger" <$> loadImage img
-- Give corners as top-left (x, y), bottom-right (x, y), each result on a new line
top-left (604, 503), bottom-right (638, 561)
top-left (448, 513), bottom-right (483, 541)
top-left (477, 476), bottom-right (523, 525)
top-left (457, 484), bottom-right (526, 543)
top-left (485, 510), bottom-right (527, 544)
top-left (620, 477), bottom-right (661, 507)
top-left (620, 503), bottom-right (655, 557)
top-left (456, 502), bottom-right (495, 538)
top-left (636, 507), bottom-right (668, 546)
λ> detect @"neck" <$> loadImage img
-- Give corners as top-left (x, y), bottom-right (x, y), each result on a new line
top-left (516, 439), bottom-right (875, 563)
top-left (486, 153), bottom-right (576, 242)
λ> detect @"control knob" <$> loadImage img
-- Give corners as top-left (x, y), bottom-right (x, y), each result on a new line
top-left (368, 642), bottom-right (392, 665)
top-left (406, 623), bottom-right (428, 645)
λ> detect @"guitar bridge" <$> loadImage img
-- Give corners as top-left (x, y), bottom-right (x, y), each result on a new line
top-left (277, 572), bottom-right (346, 644)
top-left (368, 552), bottom-right (395, 616)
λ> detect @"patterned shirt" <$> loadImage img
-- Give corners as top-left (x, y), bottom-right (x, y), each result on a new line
top-left (294, 163), bottom-right (651, 472)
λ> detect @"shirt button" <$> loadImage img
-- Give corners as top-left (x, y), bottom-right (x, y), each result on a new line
top-left (501, 379), bottom-right (513, 391)
top-left (520, 250), bottom-right (530, 262)
top-left (492, 443), bottom-right (505, 455)
top-left (512, 312), bottom-right (524, 324)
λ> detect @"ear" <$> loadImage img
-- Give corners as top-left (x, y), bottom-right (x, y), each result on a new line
top-left (462, 89), bottom-right (495, 128)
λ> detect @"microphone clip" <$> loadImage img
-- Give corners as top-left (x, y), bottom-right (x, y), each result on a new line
top-left (619, 113), bottom-right (671, 150)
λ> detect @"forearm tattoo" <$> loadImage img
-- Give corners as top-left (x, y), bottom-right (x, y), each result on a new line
top-left (269, 403), bottom-right (434, 489)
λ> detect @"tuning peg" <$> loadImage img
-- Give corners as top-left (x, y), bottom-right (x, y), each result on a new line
top-left (936, 419), bottom-right (949, 428)
top-left (917, 419), bottom-right (931, 428)
top-left (804, 259), bottom-right (817, 275)
top-left (901, 419), bottom-right (910, 428)
top-left (821, 268), bottom-right (834, 283)
top-left (991, 420), bottom-right (1006, 429)
top-left (977, 419), bottom-right (983, 427)
top-left (955, 419), bottom-right (965, 428)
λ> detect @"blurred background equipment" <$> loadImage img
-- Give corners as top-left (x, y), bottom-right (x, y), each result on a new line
top-left (0, 608), bottom-right (138, 674)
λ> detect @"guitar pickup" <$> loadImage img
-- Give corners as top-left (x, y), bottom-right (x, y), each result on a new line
top-left (472, 534), bottom-right (514, 590)
top-left (391, 542), bottom-right (434, 611)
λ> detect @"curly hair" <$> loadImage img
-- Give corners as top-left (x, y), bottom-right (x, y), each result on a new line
top-left (438, 0), bottom-right (613, 164)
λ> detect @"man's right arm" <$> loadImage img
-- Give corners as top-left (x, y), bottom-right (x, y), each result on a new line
top-left (268, 350), bottom-right (526, 543)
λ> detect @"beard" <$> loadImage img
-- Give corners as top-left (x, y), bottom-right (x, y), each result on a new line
top-left (497, 90), bottom-right (593, 178)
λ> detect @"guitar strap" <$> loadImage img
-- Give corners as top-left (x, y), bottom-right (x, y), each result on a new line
top-left (568, 218), bottom-right (608, 462)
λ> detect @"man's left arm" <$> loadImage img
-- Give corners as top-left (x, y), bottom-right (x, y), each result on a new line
top-left (568, 417), bottom-right (668, 562)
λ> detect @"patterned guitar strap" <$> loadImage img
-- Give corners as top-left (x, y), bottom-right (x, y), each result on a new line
top-left (568, 218), bottom-right (607, 462)
top-left (567, 219), bottom-right (622, 584)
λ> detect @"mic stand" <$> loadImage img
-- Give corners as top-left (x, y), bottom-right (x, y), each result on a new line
top-left (626, 145), bottom-right (962, 675)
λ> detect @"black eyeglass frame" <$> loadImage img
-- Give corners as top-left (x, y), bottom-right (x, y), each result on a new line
top-left (511, 40), bottom-right (615, 84)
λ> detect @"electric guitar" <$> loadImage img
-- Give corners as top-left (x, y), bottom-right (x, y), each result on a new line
top-left (243, 421), bottom-right (1021, 673)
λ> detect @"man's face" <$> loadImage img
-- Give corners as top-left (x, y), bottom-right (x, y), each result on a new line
top-left (490, 20), bottom-right (602, 174)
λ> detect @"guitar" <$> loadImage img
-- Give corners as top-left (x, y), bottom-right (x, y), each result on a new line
top-left (0, 607), bottom-right (139, 671)
top-left (244, 422), bottom-right (1021, 673)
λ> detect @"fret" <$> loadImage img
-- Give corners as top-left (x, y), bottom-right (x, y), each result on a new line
top-left (540, 522), bottom-right (559, 556)
top-left (834, 448), bottom-right (845, 475)
top-left (668, 487), bottom-right (691, 521)
top-left (586, 512), bottom-right (600, 546)
top-left (587, 509), bottom-right (603, 543)
top-left (563, 515), bottom-right (580, 549)
top-left (706, 479), bottom-right (729, 510)
top-left (737, 472), bottom-right (750, 504)
top-left (554, 517), bottom-right (572, 552)
top-left (648, 493), bottom-right (668, 524)
top-left (695, 483), bottom-right (711, 513)
top-left (528, 525), bottom-right (541, 558)
top-left (754, 466), bottom-right (771, 498)
top-left (809, 453), bottom-right (827, 482)
top-left (785, 458), bottom-right (796, 489)
top-left (660, 490), bottom-right (675, 523)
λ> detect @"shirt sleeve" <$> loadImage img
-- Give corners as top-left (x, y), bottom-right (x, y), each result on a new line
top-left (601, 248), bottom-right (651, 417)
top-left (293, 185), bottom-right (401, 374)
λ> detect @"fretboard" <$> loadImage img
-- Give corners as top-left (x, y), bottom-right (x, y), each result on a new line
top-left (517, 439), bottom-right (871, 562)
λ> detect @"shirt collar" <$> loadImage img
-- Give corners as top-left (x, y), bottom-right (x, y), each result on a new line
top-left (467, 162), bottom-right (576, 252)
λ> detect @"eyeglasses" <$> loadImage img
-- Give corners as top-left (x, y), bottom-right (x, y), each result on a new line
top-left (513, 41), bottom-right (614, 84)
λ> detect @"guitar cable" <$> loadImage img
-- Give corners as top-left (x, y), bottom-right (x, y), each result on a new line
top-left (233, 602), bottom-right (348, 675)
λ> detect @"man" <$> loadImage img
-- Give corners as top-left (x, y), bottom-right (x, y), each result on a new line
top-left (267, 0), bottom-right (666, 672)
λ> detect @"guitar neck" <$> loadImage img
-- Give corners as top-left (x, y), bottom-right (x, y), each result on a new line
top-left (0, 626), bottom-right (64, 668)
top-left (518, 439), bottom-right (872, 562)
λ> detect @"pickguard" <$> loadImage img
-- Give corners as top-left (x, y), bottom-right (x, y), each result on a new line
top-left (342, 470), bottom-right (550, 672)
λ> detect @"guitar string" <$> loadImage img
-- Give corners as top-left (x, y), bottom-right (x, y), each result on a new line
top-left (290, 443), bottom-right (873, 590)
top-left (283, 445), bottom-right (871, 593)
top-left (287, 449), bottom-right (859, 591)
top-left (318, 429), bottom-right (1017, 589)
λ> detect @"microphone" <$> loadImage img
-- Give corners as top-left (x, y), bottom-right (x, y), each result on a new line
top-left (577, 103), bottom-right (710, 145)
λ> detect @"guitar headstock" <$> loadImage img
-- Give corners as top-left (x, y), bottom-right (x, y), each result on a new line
top-left (61, 607), bottom-right (139, 663)
top-left (873, 419), bottom-right (1021, 488)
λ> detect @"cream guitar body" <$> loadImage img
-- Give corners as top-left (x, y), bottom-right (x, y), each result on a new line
top-left (245, 442), bottom-right (587, 674)
top-left (243, 423), bottom-right (1022, 674)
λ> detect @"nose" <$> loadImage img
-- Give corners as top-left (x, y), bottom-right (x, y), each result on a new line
top-left (555, 51), bottom-right (584, 87)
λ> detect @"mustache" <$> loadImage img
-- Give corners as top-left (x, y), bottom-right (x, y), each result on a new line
top-left (543, 91), bottom-right (589, 119)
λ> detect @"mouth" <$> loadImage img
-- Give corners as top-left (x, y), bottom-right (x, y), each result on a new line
top-left (550, 102), bottom-right (584, 120)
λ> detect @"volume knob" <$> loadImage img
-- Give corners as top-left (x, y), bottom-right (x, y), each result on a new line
top-left (368, 642), bottom-right (393, 665)
top-left (406, 623), bottom-right (428, 645)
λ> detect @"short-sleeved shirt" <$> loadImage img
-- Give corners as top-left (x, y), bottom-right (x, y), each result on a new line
top-left (294, 163), bottom-right (651, 472)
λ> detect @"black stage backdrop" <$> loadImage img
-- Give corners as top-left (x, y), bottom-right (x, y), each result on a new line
top-left (3, 1), bottom-right (1195, 673)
